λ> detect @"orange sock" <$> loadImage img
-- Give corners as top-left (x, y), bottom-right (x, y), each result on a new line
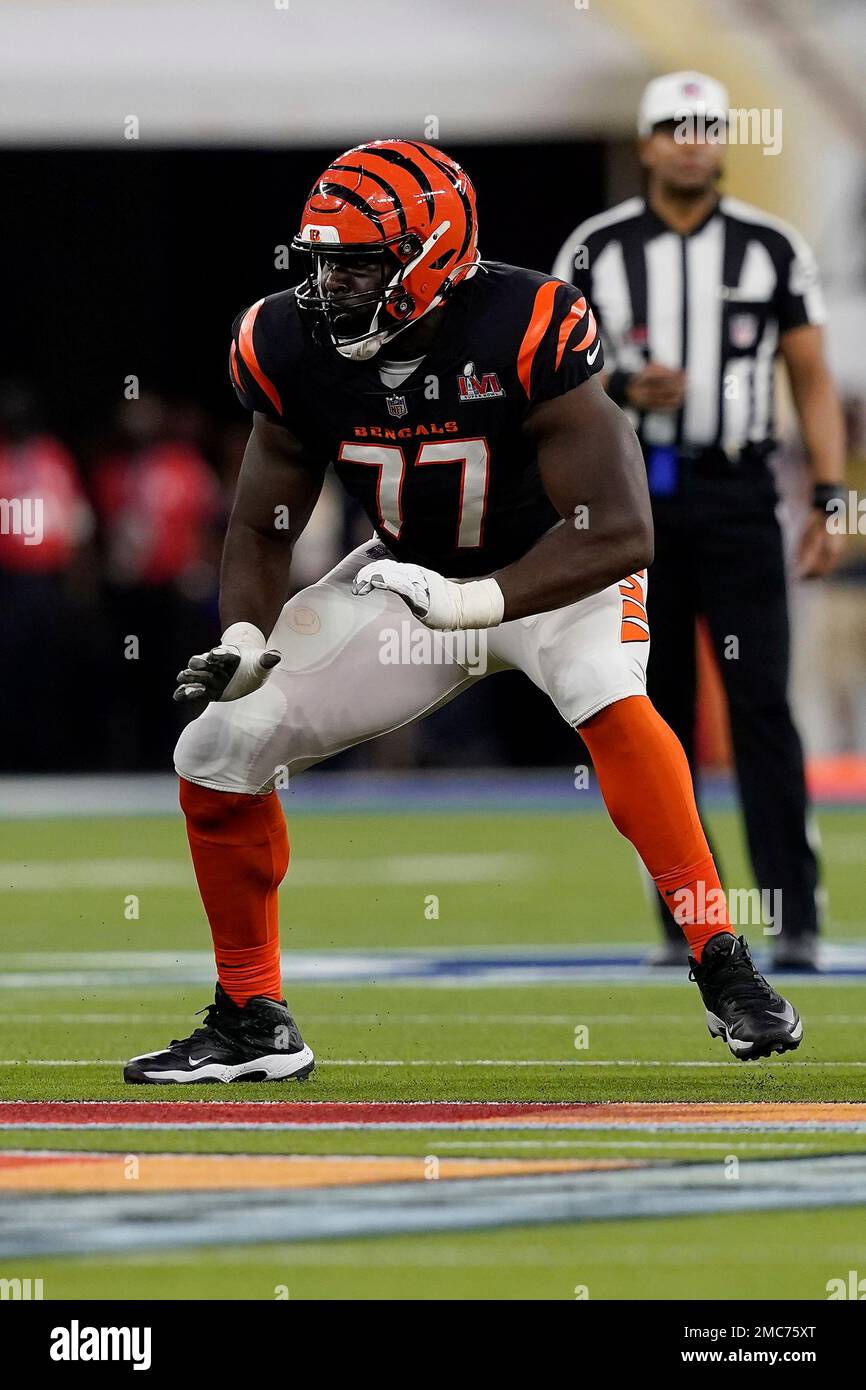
top-left (579, 696), bottom-right (734, 960)
top-left (179, 777), bottom-right (288, 1004)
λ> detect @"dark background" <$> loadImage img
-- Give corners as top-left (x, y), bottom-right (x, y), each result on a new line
top-left (0, 139), bottom-right (608, 772)
top-left (1, 140), bottom-right (605, 441)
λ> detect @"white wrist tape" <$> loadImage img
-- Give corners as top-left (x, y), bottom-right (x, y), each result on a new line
top-left (451, 577), bottom-right (505, 629)
top-left (221, 621), bottom-right (267, 649)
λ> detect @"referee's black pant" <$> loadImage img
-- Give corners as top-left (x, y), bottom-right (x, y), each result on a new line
top-left (645, 454), bottom-right (820, 944)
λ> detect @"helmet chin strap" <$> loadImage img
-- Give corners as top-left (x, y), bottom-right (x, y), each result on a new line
top-left (334, 304), bottom-right (434, 361)
top-left (335, 327), bottom-right (390, 362)
top-left (333, 222), bottom-right (457, 361)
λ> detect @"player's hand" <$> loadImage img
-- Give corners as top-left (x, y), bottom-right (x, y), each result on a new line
top-left (625, 362), bottom-right (686, 413)
top-left (352, 559), bottom-right (441, 622)
top-left (174, 623), bottom-right (281, 704)
top-left (797, 510), bottom-right (845, 579)
top-left (352, 558), bottom-right (504, 631)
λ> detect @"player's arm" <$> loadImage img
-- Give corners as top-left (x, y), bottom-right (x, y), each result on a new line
top-left (779, 324), bottom-right (846, 578)
top-left (175, 413), bottom-right (325, 703)
top-left (493, 376), bottom-right (653, 619)
top-left (353, 378), bottom-right (652, 629)
top-left (220, 412), bottom-right (324, 633)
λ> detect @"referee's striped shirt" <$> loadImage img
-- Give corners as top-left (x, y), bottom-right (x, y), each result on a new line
top-left (552, 196), bottom-right (826, 454)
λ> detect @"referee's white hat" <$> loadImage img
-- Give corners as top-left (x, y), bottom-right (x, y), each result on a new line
top-left (638, 71), bottom-right (730, 137)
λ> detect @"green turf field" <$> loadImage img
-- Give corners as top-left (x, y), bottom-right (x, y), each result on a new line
top-left (1, 806), bottom-right (864, 952)
top-left (1, 805), bottom-right (864, 1102)
top-left (7, 1206), bottom-right (866, 1301)
top-left (2, 979), bottom-right (866, 1102)
top-left (1, 802), bottom-right (864, 1299)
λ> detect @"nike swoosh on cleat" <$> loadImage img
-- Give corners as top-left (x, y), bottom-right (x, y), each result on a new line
top-left (765, 1007), bottom-right (795, 1023)
top-left (186, 1055), bottom-right (216, 1068)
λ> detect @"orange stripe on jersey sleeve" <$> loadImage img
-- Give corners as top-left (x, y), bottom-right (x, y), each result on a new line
top-left (517, 280), bottom-right (559, 397)
top-left (237, 300), bottom-right (283, 416)
top-left (554, 296), bottom-right (588, 370)
top-left (572, 308), bottom-right (598, 353)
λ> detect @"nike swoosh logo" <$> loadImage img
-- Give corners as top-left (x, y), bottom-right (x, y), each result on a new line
top-left (187, 1055), bottom-right (216, 1068)
top-left (586, 341), bottom-right (601, 365)
top-left (765, 1006), bottom-right (794, 1023)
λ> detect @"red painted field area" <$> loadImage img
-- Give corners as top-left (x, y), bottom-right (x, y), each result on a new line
top-left (3, 1100), bottom-right (866, 1129)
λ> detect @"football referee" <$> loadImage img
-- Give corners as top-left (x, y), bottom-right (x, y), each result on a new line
top-left (554, 71), bottom-right (846, 969)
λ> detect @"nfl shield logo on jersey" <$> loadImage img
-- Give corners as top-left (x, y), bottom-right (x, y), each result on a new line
top-left (386, 394), bottom-right (408, 419)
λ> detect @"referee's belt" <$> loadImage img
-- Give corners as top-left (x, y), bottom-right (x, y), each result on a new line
top-left (647, 442), bottom-right (774, 476)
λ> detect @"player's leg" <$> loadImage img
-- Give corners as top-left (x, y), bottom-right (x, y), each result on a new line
top-left (643, 517), bottom-right (705, 959)
top-left (645, 518), bottom-right (700, 769)
top-left (489, 576), bottom-right (802, 1060)
top-left (125, 540), bottom-right (480, 1084)
top-left (489, 574), bottom-right (730, 957)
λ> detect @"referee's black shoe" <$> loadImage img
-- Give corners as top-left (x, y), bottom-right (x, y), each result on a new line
top-left (689, 933), bottom-right (803, 1061)
top-left (124, 984), bottom-right (315, 1084)
top-left (771, 935), bottom-right (820, 973)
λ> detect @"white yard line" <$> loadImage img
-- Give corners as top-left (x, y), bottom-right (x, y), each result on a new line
top-left (0, 946), bottom-right (656, 968)
top-left (1, 1011), bottom-right (863, 1026)
top-left (0, 1012), bottom-right (691, 1025)
top-left (1, 1056), bottom-right (865, 1068)
top-left (0, 852), bottom-right (533, 891)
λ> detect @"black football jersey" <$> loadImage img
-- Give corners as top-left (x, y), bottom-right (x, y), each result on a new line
top-left (229, 262), bottom-right (603, 578)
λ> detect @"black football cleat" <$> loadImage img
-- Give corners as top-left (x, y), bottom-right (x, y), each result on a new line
top-left (689, 932), bottom-right (803, 1061)
top-left (124, 984), bottom-right (315, 1084)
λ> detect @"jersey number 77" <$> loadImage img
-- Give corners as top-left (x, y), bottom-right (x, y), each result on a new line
top-left (338, 438), bottom-right (490, 549)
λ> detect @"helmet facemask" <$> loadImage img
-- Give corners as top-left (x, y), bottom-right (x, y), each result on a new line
top-left (293, 225), bottom-right (454, 361)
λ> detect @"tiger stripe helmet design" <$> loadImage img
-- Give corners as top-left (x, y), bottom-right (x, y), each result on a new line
top-left (292, 139), bottom-right (480, 360)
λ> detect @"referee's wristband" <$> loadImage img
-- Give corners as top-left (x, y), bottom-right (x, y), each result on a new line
top-left (812, 483), bottom-right (845, 513)
top-left (606, 369), bottom-right (633, 408)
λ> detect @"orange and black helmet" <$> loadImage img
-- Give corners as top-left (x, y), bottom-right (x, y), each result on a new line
top-left (292, 139), bottom-right (480, 359)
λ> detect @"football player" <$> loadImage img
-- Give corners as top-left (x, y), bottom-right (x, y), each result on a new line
top-left (124, 140), bottom-right (802, 1084)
